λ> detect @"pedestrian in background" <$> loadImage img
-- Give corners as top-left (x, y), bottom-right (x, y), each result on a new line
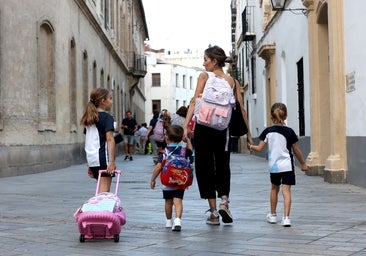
top-left (80, 88), bottom-right (116, 193)
top-left (138, 123), bottom-right (148, 154)
top-left (145, 110), bottom-right (160, 156)
top-left (170, 106), bottom-right (187, 127)
top-left (247, 102), bottom-right (309, 227)
top-left (122, 110), bottom-right (137, 161)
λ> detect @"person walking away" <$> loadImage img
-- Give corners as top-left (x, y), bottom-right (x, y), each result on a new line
top-left (247, 102), bottom-right (309, 227)
top-left (170, 106), bottom-right (187, 127)
top-left (145, 110), bottom-right (160, 156)
top-left (138, 123), bottom-right (148, 154)
top-left (150, 125), bottom-right (193, 232)
top-left (183, 45), bottom-right (253, 225)
top-left (80, 88), bottom-right (116, 193)
top-left (154, 109), bottom-right (171, 152)
top-left (121, 110), bottom-right (138, 161)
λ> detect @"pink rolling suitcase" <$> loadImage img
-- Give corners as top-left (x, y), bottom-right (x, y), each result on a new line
top-left (74, 170), bottom-right (126, 242)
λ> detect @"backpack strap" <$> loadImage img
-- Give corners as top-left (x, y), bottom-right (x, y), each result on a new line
top-left (165, 145), bottom-right (180, 158)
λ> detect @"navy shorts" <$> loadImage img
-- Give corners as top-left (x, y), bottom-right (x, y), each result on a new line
top-left (89, 166), bottom-right (115, 180)
top-left (163, 189), bottom-right (185, 200)
top-left (270, 171), bottom-right (296, 186)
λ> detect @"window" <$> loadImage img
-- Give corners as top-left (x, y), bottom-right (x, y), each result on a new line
top-left (189, 76), bottom-right (193, 90)
top-left (251, 57), bottom-right (256, 94)
top-left (82, 50), bottom-right (88, 108)
top-left (183, 75), bottom-right (186, 88)
top-left (100, 69), bottom-right (104, 87)
top-left (38, 21), bottom-right (55, 131)
top-left (93, 61), bottom-right (97, 89)
top-left (152, 100), bottom-right (161, 112)
top-left (152, 73), bottom-right (161, 87)
top-left (175, 73), bottom-right (179, 87)
top-left (69, 37), bottom-right (77, 132)
top-left (297, 58), bottom-right (305, 136)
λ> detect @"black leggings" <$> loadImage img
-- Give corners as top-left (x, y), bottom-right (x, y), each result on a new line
top-left (194, 124), bottom-right (231, 199)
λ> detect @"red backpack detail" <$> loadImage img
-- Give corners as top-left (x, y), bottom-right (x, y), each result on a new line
top-left (160, 146), bottom-right (193, 190)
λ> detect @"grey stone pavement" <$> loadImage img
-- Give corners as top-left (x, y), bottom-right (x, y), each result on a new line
top-left (1, 152), bottom-right (366, 256)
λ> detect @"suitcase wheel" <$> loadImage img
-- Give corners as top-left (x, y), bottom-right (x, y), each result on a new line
top-left (79, 234), bottom-right (85, 243)
top-left (114, 234), bottom-right (119, 243)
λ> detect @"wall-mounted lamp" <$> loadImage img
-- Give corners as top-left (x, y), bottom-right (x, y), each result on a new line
top-left (270, 0), bottom-right (308, 16)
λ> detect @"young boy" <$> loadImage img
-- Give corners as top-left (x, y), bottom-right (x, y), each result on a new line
top-left (247, 103), bottom-right (308, 227)
top-left (150, 125), bottom-right (193, 231)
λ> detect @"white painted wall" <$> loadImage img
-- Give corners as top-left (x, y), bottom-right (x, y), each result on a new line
top-left (239, 0), bottom-right (310, 137)
top-left (344, 0), bottom-right (366, 136)
top-left (144, 54), bottom-right (201, 122)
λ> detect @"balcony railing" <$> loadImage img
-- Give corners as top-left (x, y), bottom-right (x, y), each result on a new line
top-left (242, 6), bottom-right (255, 41)
top-left (127, 52), bottom-right (147, 77)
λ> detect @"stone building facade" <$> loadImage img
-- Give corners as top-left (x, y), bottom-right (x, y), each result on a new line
top-left (0, 0), bottom-right (148, 177)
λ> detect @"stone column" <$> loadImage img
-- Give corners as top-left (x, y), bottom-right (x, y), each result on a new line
top-left (324, 0), bottom-right (348, 183)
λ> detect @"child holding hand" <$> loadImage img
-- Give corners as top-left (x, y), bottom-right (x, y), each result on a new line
top-left (150, 125), bottom-right (193, 232)
top-left (247, 102), bottom-right (308, 227)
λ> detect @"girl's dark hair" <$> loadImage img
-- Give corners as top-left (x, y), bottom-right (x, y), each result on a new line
top-left (165, 125), bottom-right (183, 143)
top-left (80, 88), bottom-right (110, 126)
top-left (204, 45), bottom-right (232, 67)
top-left (153, 110), bottom-right (159, 119)
top-left (271, 102), bottom-right (287, 124)
top-left (176, 106), bottom-right (188, 118)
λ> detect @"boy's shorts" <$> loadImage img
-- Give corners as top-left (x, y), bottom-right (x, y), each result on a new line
top-left (163, 189), bottom-right (185, 200)
top-left (270, 171), bottom-right (296, 186)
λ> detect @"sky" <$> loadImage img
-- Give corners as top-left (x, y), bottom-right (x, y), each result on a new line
top-left (142, 0), bottom-right (232, 54)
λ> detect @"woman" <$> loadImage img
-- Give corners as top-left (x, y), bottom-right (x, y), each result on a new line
top-left (183, 45), bottom-right (252, 225)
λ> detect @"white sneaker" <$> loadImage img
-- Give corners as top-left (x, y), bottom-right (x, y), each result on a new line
top-left (165, 219), bottom-right (172, 228)
top-left (206, 210), bottom-right (220, 225)
top-left (172, 218), bottom-right (181, 231)
top-left (281, 217), bottom-right (291, 227)
top-left (266, 213), bottom-right (277, 224)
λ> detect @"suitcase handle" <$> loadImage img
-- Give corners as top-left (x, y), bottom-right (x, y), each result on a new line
top-left (96, 170), bottom-right (121, 196)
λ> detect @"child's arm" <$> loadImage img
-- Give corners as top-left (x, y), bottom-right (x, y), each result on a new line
top-left (150, 163), bottom-right (162, 189)
top-left (248, 141), bottom-right (266, 152)
top-left (292, 143), bottom-right (309, 172)
top-left (185, 137), bottom-right (193, 151)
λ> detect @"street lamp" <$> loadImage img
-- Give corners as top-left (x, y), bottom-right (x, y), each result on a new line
top-left (270, 0), bottom-right (308, 15)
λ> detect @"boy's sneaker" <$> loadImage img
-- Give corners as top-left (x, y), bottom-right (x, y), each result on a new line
top-left (124, 155), bottom-right (129, 161)
top-left (266, 213), bottom-right (277, 224)
top-left (165, 219), bottom-right (172, 228)
top-left (218, 203), bottom-right (233, 223)
top-left (281, 217), bottom-right (291, 227)
top-left (172, 218), bottom-right (181, 231)
top-left (129, 156), bottom-right (133, 161)
top-left (206, 210), bottom-right (220, 225)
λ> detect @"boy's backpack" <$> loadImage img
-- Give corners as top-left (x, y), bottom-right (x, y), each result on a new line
top-left (194, 72), bottom-right (234, 130)
top-left (160, 146), bottom-right (193, 190)
top-left (153, 115), bottom-right (171, 142)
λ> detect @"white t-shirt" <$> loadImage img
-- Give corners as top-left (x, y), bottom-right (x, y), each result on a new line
top-left (259, 124), bottom-right (298, 173)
